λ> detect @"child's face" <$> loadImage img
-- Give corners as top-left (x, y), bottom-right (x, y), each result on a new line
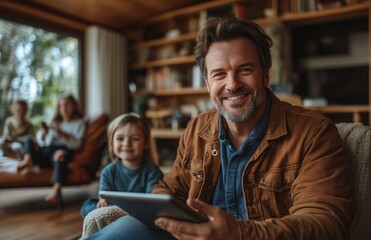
top-left (12, 103), bottom-right (27, 121)
top-left (59, 97), bottom-right (75, 120)
top-left (113, 122), bottom-right (147, 168)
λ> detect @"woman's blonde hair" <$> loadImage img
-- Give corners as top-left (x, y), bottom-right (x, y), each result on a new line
top-left (107, 113), bottom-right (151, 161)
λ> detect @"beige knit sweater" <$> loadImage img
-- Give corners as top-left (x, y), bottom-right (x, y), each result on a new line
top-left (81, 206), bottom-right (127, 239)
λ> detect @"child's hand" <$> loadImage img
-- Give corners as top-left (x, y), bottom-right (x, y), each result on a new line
top-left (50, 122), bottom-right (70, 139)
top-left (50, 122), bottom-right (60, 133)
top-left (97, 197), bottom-right (108, 208)
top-left (40, 122), bottom-right (49, 138)
top-left (41, 121), bottom-right (48, 130)
top-left (41, 128), bottom-right (48, 138)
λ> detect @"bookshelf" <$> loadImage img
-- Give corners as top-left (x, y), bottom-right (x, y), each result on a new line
top-left (128, 0), bottom-right (371, 166)
top-left (279, 0), bottom-right (371, 125)
top-left (128, 0), bottom-right (261, 165)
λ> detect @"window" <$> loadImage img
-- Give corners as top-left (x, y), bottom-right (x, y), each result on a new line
top-left (0, 18), bottom-right (80, 133)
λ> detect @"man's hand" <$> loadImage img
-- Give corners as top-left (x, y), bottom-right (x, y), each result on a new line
top-left (155, 199), bottom-right (240, 240)
top-left (40, 122), bottom-right (49, 139)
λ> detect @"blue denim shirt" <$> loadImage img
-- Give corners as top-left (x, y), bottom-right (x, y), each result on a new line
top-left (212, 96), bottom-right (270, 220)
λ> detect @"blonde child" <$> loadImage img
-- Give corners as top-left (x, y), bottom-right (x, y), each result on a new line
top-left (80, 113), bottom-right (163, 218)
top-left (1, 99), bottom-right (34, 158)
top-left (17, 93), bottom-right (86, 208)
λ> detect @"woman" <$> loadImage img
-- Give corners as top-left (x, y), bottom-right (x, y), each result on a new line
top-left (18, 93), bottom-right (86, 208)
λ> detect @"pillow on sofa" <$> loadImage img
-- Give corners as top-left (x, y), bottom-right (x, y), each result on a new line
top-left (72, 113), bottom-right (109, 171)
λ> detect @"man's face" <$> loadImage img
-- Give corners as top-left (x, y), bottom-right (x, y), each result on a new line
top-left (205, 38), bottom-right (269, 123)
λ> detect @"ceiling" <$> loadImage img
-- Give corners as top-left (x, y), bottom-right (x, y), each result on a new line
top-left (11, 0), bottom-right (208, 31)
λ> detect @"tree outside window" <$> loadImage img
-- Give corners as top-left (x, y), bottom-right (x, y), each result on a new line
top-left (0, 18), bottom-right (80, 133)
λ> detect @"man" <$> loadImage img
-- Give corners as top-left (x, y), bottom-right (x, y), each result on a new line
top-left (88, 16), bottom-right (353, 240)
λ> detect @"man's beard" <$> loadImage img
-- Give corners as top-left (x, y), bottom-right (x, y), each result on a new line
top-left (213, 89), bottom-right (265, 123)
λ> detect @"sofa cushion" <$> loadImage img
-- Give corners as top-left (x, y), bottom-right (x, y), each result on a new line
top-left (72, 113), bottom-right (109, 174)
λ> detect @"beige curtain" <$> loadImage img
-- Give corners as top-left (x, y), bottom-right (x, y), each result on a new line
top-left (85, 26), bottom-right (127, 119)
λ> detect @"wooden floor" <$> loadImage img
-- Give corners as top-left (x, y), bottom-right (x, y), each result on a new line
top-left (0, 181), bottom-right (99, 240)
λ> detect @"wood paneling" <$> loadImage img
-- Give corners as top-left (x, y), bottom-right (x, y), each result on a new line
top-left (7, 0), bottom-right (208, 31)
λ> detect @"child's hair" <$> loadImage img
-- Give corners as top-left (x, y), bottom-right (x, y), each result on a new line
top-left (11, 99), bottom-right (28, 113)
top-left (107, 113), bottom-right (151, 161)
top-left (52, 92), bottom-right (83, 123)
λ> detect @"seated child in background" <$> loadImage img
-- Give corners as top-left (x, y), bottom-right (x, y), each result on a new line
top-left (80, 113), bottom-right (164, 218)
top-left (17, 93), bottom-right (86, 207)
top-left (0, 99), bottom-right (34, 158)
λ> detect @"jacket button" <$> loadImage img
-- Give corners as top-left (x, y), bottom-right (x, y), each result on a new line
top-left (211, 149), bottom-right (218, 156)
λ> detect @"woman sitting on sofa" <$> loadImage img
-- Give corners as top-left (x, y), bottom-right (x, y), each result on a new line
top-left (17, 93), bottom-right (86, 208)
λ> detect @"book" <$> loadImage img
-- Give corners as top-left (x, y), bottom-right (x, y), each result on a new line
top-left (192, 65), bottom-right (203, 88)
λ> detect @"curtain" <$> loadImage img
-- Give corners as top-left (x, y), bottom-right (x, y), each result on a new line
top-left (85, 26), bottom-right (127, 119)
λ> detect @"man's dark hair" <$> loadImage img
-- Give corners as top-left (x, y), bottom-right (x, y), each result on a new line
top-left (194, 15), bottom-right (273, 79)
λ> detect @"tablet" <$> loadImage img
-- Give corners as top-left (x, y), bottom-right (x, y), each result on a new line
top-left (99, 190), bottom-right (208, 228)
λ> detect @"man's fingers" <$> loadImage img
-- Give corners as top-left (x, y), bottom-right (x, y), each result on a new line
top-left (187, 199), bottom-right (215, 219)
top-left (155, 218), bottom-right (197, 236)
top-left (155, 217), bottom-right (182, 231)
top-left (155, 200), bottom-right (221, 239)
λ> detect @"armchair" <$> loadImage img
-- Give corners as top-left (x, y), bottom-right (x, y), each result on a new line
top-left (336, 122), bottom-right (371, 240)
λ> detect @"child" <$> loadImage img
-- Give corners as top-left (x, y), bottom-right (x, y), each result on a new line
top-left (17, 93), bottom-right (86, 208)
top-left (1, 99), bottom-right (34, 158)
top-left (80, 113), bottom-right (163, 218)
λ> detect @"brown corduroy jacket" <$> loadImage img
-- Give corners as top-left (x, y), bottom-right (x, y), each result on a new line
top-left (153, 89), bottom-right (354, 240)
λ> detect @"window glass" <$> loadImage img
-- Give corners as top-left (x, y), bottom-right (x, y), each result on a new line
top-left (0, 18), bottom-right (80, 133)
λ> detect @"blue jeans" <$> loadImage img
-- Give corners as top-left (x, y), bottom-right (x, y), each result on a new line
top-left (81, 198), bottom-right (100, 218)
top-left (23, 137), bottom-right (72, 184)
top-left (86, 215), bottom-right (175, 240)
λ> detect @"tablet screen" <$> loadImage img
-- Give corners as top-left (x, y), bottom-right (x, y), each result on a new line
top-left (99, 191), bottom-right (208, 228)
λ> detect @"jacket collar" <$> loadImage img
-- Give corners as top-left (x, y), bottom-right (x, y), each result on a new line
top-left (265, 88), bottom-right (288, 141)
top-left (197, 109), bottom-right (220, 142)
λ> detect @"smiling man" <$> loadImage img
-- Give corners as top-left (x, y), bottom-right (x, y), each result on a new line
top-left (87, 16), bottom-right (354, 240)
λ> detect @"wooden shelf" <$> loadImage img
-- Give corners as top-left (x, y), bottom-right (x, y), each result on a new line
top-left (152, 87), bottom-right (208, 96)
top-left (144, 0), bottom-right (244, 24)
top-left (130, 32), bottom-right (197, 49)
top-left (306, 105), bottom-right (370, 123)
top-left (150, 128), bottom-right (184, 165)
top-left (280, 2), bottom-right (370, 25)
top-left (151, 128), bottom-right (184, 139)
top-left (130, 55), bottom-right (195, 69)
top-left (305, 105), bottom-right (370, 113)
